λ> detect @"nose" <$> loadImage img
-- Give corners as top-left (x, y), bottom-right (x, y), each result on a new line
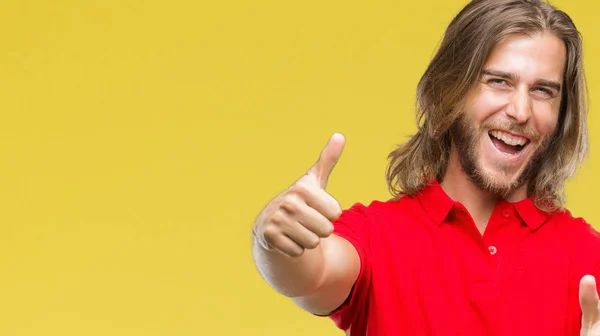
top-left (505, 86), bottom-right (532, 124)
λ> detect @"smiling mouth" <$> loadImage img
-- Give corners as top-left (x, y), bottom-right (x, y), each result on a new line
top-left (488, 130), bottom-right (530, 155)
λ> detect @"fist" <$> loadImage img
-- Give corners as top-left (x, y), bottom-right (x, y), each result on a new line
top-left (253, 133), bottom-right (345, 257)
top-left (580, 275), bottom-right (600, 335)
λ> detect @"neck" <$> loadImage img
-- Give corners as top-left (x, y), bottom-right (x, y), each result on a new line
top-left (440, 147), bottom-right (528, 234)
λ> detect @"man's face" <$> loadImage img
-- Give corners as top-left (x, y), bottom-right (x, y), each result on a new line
top-left (452, 33), bottom-right (566, 196)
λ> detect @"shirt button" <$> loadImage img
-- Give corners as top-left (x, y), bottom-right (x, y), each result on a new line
top-left (502, 208), bottom-right (511, 219)
top-left (489, 246), bottom-right (497, 255)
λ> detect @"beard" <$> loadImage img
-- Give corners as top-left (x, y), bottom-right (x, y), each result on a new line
top-left (450, 114), bottom-right (553, 198)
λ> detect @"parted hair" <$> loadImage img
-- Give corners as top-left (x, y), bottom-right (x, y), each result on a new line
top-left (386, 0), bottom-right (588, 212)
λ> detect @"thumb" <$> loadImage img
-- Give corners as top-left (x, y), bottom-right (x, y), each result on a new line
top-left (309, 133), bottom-right (345, 189)
top-left (580, 275), bottom-right (599, 327)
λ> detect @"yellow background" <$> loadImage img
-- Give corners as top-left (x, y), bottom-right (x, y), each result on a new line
top-left (0, 0), bottom-right (598, 335)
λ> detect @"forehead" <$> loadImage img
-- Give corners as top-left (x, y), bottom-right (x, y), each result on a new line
top-left (484, 33), bottom-right (567, 83)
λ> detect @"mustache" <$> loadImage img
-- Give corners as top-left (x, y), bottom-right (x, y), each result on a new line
top-left (481, 120), bottom-right (540, 142)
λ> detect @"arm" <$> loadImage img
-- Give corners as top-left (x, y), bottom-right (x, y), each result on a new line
top-left (253, 233), bottom-right (359, 315)
top-left (252, 133), bottom-right (360, 315)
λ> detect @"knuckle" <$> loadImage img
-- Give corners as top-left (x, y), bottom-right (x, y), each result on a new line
top-left (262, 225), bottom-right (280, 243)
top-left (280, 196), bottom-right (300, 213)
top-left (269, 211), bottom-right (287, 225)
top-left (323, 198), bottom-right (342, 221)
top-left (331, 204), bottom-right (342, 220)
top-left (316, 223), bottom-right (334, 238)
top-left (304, 236), bottom-right (321, 249)
top-left (323, 222), bottom-right (335, 236)
top-left (286, 247), bottom-right (305, 258)
top-left (291, 180), bottom-right (312, 197)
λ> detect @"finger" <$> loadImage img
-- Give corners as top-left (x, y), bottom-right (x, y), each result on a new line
top-left (305, 187), bottom-right (343, 222)
top-left (291, 202), bottom-right (334, 238)
top-left (264, 231), bottom-right (305, 257)
top-left (579, 275), bottom-right (599, 326)
top-left (309, 133), bottom-right (345, 189)
top-left (289, 178), bottom-right (342, 222)
top-left (275, 236), bottom-right (306, 257)
top-left (283, 222), bottom-right (322, 250)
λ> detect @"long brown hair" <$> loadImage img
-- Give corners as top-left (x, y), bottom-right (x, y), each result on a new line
top-left (386, 0), bottom-right (588, 212)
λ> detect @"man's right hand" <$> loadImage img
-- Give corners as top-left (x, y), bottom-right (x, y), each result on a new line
top-left (253, 133), bottom-right (345, 257)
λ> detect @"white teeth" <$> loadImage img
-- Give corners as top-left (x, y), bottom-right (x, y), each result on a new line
top-left (489, 130), bottom-right (528, 146)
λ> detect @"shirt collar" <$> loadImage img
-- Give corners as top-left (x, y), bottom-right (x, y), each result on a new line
top-left (513, 197), bottom-right (551, 230)
top-left (416, 180), bottom-right (455, 226)
top-left (416, 180), bottom-right (551, 230)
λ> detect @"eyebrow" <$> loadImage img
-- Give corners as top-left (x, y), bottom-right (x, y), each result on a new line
top-left (482, 69), bottom-right (562, 92)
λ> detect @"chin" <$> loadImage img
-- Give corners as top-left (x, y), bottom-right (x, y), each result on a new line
top-left (472, 162), bottom-right (528, 197)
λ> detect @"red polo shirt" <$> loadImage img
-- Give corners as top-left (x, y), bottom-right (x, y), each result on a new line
top-left (328, 181), bottom-right (600, 335)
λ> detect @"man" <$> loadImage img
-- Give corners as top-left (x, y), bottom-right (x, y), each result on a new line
top-left (252, 0), bottom-right (600, 335)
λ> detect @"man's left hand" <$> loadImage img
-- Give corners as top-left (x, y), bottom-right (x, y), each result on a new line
top-left (580, 275), bottom-right (600, 335)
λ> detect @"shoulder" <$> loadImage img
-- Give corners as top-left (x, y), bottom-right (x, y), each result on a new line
top-left (549, 210), bottom-right (600, 286)
top-left (552, 210), bottom-right (600, 267)
top-left (344, 196), bottom-right (418, 218)
top-left (338, 195), bottom-right (426, 233)
top-left (551, 209), bottom-right (599, 239)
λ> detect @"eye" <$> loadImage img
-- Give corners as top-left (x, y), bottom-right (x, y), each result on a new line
top-left (487, 78), bottom-right (508, 86)
top-left (533, 87), bottom-right (554, 97)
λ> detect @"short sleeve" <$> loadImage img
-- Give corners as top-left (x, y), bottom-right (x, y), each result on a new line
top-left (567, 218), bottom-right (600, 335)
top-left (327, 202), bottom-right (372, 331)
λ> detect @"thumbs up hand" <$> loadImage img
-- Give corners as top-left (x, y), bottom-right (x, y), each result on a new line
top-left (308, 132), bottom-right (345, 189)
top-left (253, 133), bottom-right (345, 257)
top-left (580, 275), bottom-right (600, 335)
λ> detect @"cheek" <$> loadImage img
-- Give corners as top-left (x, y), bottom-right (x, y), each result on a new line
top-left (469, 89), bottom-right (508, 122)
top-left (532, 103), bottom-right (560, 137)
